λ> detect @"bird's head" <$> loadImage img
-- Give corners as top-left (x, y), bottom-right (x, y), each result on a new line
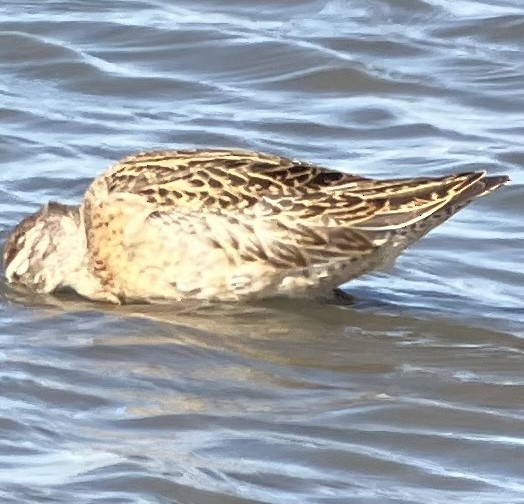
top-left (3, 202), bottom-right (85, 294)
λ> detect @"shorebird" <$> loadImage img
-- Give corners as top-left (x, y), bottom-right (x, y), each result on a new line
top-left (2, 149), bottom-right (509, 304)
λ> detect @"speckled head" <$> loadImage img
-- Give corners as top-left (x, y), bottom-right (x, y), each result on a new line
top-left (3, 202), bottom-right (84, 293)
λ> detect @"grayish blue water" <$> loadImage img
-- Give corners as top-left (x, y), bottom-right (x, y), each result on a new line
top-left (0, 1), bottom-right (523, 503)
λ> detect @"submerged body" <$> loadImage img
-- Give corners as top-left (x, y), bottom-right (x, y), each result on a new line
top-left (2, 149), bottom-right (509, 304)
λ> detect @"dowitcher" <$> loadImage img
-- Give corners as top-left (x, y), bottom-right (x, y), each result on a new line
top-left (2, 149), bottom-right (509, 304)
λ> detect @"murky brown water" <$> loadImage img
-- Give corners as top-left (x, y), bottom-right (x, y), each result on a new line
top-left (1, 1), bottom-right (523, 503)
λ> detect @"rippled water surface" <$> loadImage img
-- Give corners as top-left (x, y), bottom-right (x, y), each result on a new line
top-left (1, 1), bottom-right (523, 502)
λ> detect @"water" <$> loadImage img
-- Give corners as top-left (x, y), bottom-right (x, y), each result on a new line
top-left (1, 1), bottom-right (523, 502)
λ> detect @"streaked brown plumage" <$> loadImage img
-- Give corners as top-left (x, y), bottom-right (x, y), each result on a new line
top-left (2, 149), bottom-right (509, 304)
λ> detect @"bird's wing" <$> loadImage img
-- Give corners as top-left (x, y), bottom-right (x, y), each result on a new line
top-left (83, 150), bottom-right (508, 279)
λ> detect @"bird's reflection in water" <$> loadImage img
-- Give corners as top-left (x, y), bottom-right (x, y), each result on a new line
top-left (2, 283), bottom-right (517, 376)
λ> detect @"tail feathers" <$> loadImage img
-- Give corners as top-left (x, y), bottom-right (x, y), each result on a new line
top-left (353, 172), bottom-right (509, 232)
top-left (456, 174), bottom-right (509, 202)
